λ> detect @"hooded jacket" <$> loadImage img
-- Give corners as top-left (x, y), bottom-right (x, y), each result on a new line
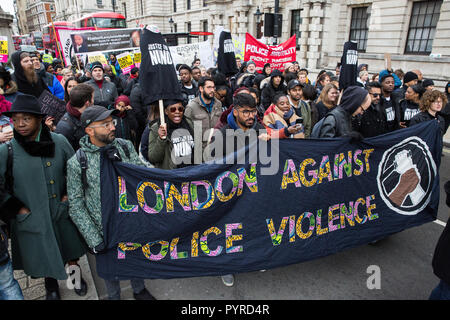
top-left (67, 135), bottom-right (145, 248)
top-left (11, 51), bottom-right (49, 98)
top-left (261, 70), bottom-right (287, 110)
top-left (319, 86), bottom-right (368, 138)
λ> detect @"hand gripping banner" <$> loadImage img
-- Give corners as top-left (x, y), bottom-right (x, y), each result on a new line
top-left (97, 121), bottom-right (442, 280)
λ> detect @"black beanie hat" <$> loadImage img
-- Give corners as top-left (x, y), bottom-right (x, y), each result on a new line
top-left (404, 71), bottom-right (418, 84)
top-left (339, 86), bottom-right (369, 115)
top-left (422, 79), bottom-right (434, 88)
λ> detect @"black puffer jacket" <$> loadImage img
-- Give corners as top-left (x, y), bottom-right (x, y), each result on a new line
top-left (260, 69), bottom-right (287, 110)
top-left (319, 86), bottom-right (368, 138)
top-left (409, 111), bottom-right (448, 137)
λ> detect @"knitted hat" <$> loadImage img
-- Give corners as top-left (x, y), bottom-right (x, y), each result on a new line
top-left (403, 71), bottom-right (419, 84)
top-left (115, 95), bottom-right (130, 106)
top-left (90, 61), bottom-right (104, 72)
top-left (422, 79), bottom-right (434, 88)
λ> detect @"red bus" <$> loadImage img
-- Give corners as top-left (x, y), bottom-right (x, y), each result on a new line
top-left (72, 12), bottom-right (127, 29)
top-left (42, 21), bottom-right (74, 55)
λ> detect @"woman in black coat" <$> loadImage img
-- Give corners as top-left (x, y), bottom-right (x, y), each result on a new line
top-left (410, 89), bottom-right (449, 137)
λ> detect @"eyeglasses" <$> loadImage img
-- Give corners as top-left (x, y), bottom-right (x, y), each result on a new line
top-left (370, 93), bottom-right (381, 98)
top-left (89, 119), bottom-right (117, 129)
top-left (238, 109), bottom-right (258, 116)
top-left (169, 106), bottom-right (184, 113)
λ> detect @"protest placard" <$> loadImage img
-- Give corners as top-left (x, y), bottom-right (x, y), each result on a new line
top-left (117, 52), bottom-right (135, 74)
top-left (169, 41), bottom-right (215, 69)
top-left (38, 90), bottom-right (66, 125)
top-left (244, 33), bottom-right (296, 72)
top-left (87, 53), bottom-right (108, 67)
top-left (133, 51), bottom-right (141, 68)
top-left (0, 36), bottom-right (8, 63)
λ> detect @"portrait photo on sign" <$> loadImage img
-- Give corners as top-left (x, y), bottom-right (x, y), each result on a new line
top-left (130, 30), bottom-right (141, 48)
top-left (71, 34), bottom-right (88, 53)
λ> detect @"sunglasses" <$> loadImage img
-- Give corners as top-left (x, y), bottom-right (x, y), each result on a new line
top-left (169, 106), bottom-right (184, 113)
top-left (370, 93), bottom-right (381, 97)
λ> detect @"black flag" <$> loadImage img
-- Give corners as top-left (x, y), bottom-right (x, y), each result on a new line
top-left (339, 41), bottom-right (358, 91)
top-left (139, 27), bottom-right (182, 105)
top-left (217, 30), bottom-right (238, 77)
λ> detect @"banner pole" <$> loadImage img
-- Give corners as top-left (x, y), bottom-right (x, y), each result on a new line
top-left (50, 18), bottom-right (64, 66)
top-left (159, 99), bottom-right (166, 139)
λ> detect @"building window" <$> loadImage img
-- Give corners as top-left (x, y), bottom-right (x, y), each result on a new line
top-left (405, 0), bottom-right (442, 54)
top-left (186, 22), bottom-right (191, 43)
top-left (187, 0), bottom-right (191, 10)
top-left (203, 0), bottom-right (207, 7)
top-left (203, 20), bottom-right (208, 41)
top-left (290, 9), bottom-right (302, 49)
top-left (349, 6), bottom-right (370, 52)
top-left (173, 0), bottom-right (176, 13)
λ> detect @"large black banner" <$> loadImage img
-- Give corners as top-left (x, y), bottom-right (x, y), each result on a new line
top-left (97, 122), bottom-right (442, 280)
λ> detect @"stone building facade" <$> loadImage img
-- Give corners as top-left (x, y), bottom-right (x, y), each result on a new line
top-left (25, 0), bottom-right (56, 32)
top-left (0, 7), bottom-right (14, 56)
top-left (14, 0), bottom-right (29, 34)
top-left (119, 0), bottom-right (449, 86)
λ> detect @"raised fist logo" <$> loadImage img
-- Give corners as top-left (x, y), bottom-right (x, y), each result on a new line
top-left (377, 137), bottom-right (437, 216)
top-left (387, 150), bottom-right (425, 207)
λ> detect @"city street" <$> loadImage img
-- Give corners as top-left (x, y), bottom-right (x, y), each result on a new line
top-left (88, 146), bottom-right (450, 301)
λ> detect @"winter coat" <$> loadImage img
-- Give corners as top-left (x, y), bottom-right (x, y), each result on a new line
top-left (54, 108), bottom-right (85, 151)
top-left (0, 132), bottom-right (87, 279)
top-left (147, 117), bottom-right (195, 170)
top-left (289, 98), bottom-right (312, 138)
top-left (319, 86), bottom-right (368, 138)
top-left (37, 66), bottom-right (65, 100)
top-left (67, 135), bottom-right (145, 248)
top-left (409, 111), bottom-right (448, 137)
top-left (185, 96), bottom-right (223, 150)
top-left (260, 70), bottom-right (287, 110)
top-left (86, 79), bottom-right (118, 108)
top-left (129, 83), bottom-right (151, 148)
top-left (2, 81), bottom-right (23, 104)
top-left (352, 103), bottom-right (389, 138)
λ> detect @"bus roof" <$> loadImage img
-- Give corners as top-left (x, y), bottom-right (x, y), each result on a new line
top-left (75, 11), bottom-right (126, 20)
top-left (42, 21), bottom-right (74, 28)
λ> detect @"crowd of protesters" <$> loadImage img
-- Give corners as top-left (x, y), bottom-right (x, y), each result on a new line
top-left (0, 48), bottom-right (449, 300)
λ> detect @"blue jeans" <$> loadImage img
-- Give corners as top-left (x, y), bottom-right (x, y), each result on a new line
top-left (104, 279), bottom-right (145, 300)
top-left (429, 280), bottom-right (450, 300)
top-left (0, 259), bottom-right (24, 300)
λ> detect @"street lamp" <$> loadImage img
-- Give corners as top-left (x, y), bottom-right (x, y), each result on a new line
top-left (169, 17), bottom-right (174, 33)
top-left (254, 7), bottom-right (262, 24)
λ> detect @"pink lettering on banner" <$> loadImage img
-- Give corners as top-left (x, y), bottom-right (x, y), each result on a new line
top-left (244, 33), bottom-right (296, 72)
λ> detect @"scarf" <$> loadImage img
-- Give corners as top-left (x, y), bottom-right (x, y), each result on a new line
top-left (199, 94), bottom-right (214, 113)
top-left (263, 104), bottom-right (303, 139)
top-left (13, 122), bottom-right (55, 157)
top-left (66, 101), bottom-right (82, 119)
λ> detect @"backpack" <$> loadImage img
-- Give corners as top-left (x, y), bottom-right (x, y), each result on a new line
top-left (75, 139), bottom-right (130, 191)
top-left (310, 113), bottom-right (336, 138)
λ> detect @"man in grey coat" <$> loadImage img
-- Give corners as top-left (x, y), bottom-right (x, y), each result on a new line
top-left (86, 62), bottom-right (118, 108)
